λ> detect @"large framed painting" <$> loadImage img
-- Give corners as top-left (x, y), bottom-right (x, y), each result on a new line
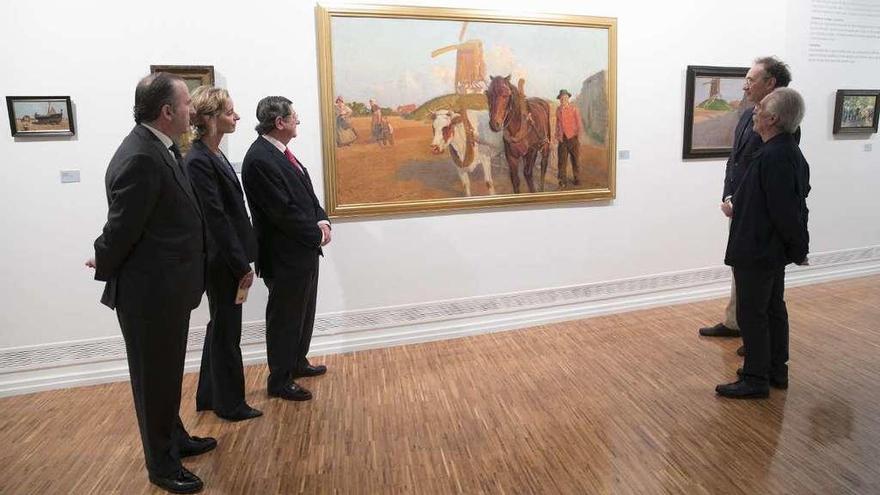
top-left (833, 89), bottom-right (879, 134)
top-left (682, 65), bottom-right (749, 159)
top-left (6, 96), bottom-right (75, 137)
top-left (316, 4), bottom-right (617, 218)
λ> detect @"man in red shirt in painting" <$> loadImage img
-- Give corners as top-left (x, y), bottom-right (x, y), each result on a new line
top-left (555, 89), bottom-right (582, 189)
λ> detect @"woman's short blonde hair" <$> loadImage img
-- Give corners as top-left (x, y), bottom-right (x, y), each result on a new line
top-left (191, 86), bottom-right (231, 139)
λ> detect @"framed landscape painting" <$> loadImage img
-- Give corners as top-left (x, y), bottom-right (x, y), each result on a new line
top-left (682, 65), bottom-right (749, 159)
top-left (6, 96), bottom-right (75, 137)
top-left (316, 4), bottom-right (617, 218)
top-left (833, 89), bottom-right (879, 134)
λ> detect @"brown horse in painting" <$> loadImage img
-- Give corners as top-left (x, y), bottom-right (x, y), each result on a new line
top-left (486, 75), bottom-right (551, 193)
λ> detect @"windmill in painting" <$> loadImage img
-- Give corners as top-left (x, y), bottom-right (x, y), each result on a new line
top-left (698, 77), bottom-right (733, 111)
top-left (431, 22), bottom-right (487, 95)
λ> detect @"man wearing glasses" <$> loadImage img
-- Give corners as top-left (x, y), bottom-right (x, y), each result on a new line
top-left (241, 97), bottom-right (332, 402)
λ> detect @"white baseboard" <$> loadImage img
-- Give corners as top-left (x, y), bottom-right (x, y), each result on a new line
top-left (2, 245), bottom-right (878, 397)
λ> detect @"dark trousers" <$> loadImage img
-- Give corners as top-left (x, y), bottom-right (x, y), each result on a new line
top-left (734, 266), bottom-right (789, 385)
top-left (557, 136), bottom-right (580, 184)
top-left (117, 309), bottom-right (193, 477)
top-left (196, 262), bottom-right (246, 414)
top-left (263, 257), bottom-right (319, 392)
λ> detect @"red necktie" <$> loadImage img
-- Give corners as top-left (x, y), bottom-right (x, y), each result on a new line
top-left (284, 148), bottom-right (304, 174)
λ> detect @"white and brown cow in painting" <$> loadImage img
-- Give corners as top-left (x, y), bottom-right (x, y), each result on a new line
top-left (430, 109), bottom-right (502, 197)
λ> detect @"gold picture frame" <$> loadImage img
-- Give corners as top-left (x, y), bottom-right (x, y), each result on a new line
top-left (316, 4), bottom-right (617, 218)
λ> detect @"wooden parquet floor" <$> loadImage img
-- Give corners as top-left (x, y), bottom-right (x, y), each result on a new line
top-left (1, 275), bottom-right (879, 494)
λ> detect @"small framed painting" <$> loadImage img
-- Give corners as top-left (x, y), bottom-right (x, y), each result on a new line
top-left (682, 65), bottom-right (749, 159)
top-left (149, 65), bottom-right (215, 93)
top-left (833, 89), bottom-right (879, 134)
top-left (6, 96), bottom-right (75, 137)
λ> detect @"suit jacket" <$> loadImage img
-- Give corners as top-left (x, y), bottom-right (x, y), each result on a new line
top-left (94, 125), bottom-right (206, 315)
top-left (725, 132), bottom-right (810, 269)
top-left (723, 106), bottom-right (802, 200)
top-left (185, 140), bottom-right (257, 280)
top-left (241, 136), bottom-right (328, 278)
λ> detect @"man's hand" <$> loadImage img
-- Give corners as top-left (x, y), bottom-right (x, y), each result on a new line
top-left (320, 223), bottom-right (332, 246)
top-left (240, 270), bottom-right (255, 289)
top-left (85, 257), bottom-right (96, 269)
top-left (720, 200), bottom-right (733, 218)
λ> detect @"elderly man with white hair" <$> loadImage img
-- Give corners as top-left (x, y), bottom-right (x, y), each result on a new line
top-left (716, 87), bottom-right (811, 399)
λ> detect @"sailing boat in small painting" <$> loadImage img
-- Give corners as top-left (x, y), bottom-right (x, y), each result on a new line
top-left (34, 102), bottom-right (63, 124)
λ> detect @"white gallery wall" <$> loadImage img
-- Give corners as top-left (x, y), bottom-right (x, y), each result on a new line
top-left (1, 0), bottom-right (878, 395)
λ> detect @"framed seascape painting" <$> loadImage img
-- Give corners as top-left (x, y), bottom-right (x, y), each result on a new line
top-left (6, 96), bottom-right (75, 137)
top-left (316, 4), bottom-right (617, 218)
top-left (682, 65), bottom-right (749, 159)
top-left (833, 89), bottom-right (879, 134)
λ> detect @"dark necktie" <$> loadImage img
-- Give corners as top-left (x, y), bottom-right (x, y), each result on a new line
top-left (284, 148), bottom-right (304, 175)
top-left (169, 143), bottom-right (190, 179)
top-left (169, 143), bottom-right (183, 162)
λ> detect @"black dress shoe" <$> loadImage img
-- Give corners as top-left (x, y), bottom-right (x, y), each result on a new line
top-left (736, 368), bottom-right (788, 389)
top-left (715, 379), bottom-right (770, 399)
top-left (148, 467), bottom-right (203, 494)
top-left (217, 404), bottom-right (263, 422)
top-left (268, 382), bottom-right (312, 401)
top-left (179, 436), bottom-right (217, 458)
top-left (736, 345), bottom-right (745, 356)
top-left (699, 323), bottom-right (741, 337)
top-left (292, 364), bottom-right (327, 378)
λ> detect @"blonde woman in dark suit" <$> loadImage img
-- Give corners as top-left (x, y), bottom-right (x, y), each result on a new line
top-left (185, 86), bottom-right (261, 422)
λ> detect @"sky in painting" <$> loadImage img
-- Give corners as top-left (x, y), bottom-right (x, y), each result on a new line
top-left (13, 100), bottom-right (66, 118)
top-left (693, 77), bottom-right (745, 105)
top-left (332, 16), bottom-right (608, 108)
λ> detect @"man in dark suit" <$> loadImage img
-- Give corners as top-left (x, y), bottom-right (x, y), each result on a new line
top-left (699, 57), bottom-right (798, 358)
top-left (716, 87), bottom-right (810, 398)
top-left (185, 86), bottom-right (261, 422)
top-left (87, 73), bottom-right (214, 494)
top-left (241, 97), bottom-right (331, 401)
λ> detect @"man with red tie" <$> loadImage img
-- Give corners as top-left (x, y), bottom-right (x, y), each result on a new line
top-left (241, 97), bottom-right (331, 401)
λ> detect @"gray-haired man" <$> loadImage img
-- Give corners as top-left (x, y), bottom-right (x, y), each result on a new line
top-left (716, 87), bottom-right (810, 398)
